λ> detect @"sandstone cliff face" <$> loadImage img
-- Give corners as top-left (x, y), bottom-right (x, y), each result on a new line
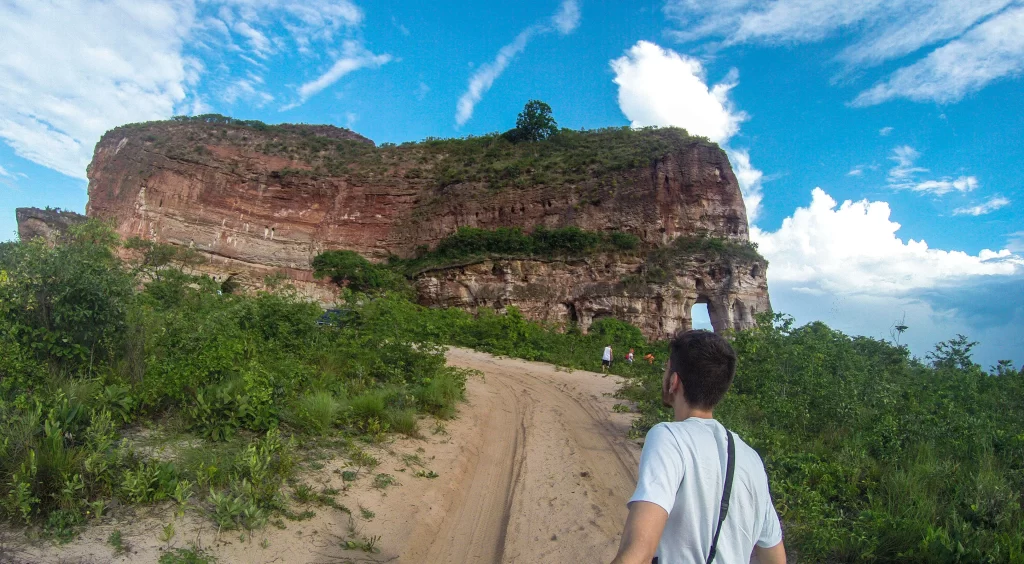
top-left (79, 118), bottom-right (769, 338)
top-left (16, 207), bottom-right (88, 242)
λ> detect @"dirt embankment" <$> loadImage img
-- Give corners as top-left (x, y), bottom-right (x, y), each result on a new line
top-left (3, 348), bottom-right (640, 563)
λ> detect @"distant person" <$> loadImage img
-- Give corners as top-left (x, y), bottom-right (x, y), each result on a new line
top-left (644, 353), bottom-right (655, 365)
top-left (627, 349), bottom-right (635, 364)
top-left (611, 330), bottom-right (785, 564)
top-left (602, 344), bottom-right (613, 372)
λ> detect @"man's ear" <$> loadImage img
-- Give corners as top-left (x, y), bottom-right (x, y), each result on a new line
top-left (668, 372), bottom-right (681, 395)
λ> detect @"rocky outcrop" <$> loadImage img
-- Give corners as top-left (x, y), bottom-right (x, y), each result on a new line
top-left (416, 254), bottom-right (769, 335)
top-left (16, 207), bottom-right (88, 242)
top-left (72, 117), bottom-right (770, 338)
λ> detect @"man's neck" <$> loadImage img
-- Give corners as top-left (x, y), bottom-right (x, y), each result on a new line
top-left (673, 400), bottom-right (714, 421)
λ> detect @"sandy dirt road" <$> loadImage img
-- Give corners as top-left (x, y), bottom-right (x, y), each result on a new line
top-left (5, 348), bottom-right (640, 563)
top-left (402, 347), bottom-right (641, 563)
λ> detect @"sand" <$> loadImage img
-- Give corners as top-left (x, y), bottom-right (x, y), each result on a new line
top-left (1, 348), bottom-right (640, 563)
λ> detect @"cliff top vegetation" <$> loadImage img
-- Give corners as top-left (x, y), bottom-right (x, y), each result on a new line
top-left (107, 114), bottom-right (720, 191)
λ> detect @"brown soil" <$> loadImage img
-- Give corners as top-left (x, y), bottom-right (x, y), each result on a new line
top-left (0, 348), bottom-right (639, 563)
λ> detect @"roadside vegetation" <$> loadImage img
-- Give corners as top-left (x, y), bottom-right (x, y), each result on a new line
top-left (3, 221), bottom-right (1021, 562)
top-left (0, 222), bottom-right (467, 540)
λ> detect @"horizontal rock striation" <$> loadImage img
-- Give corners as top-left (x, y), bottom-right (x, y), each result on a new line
top-left (75, 117), bottom-right (770, 337)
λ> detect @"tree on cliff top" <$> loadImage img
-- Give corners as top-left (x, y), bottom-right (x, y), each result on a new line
top-left (505, 100), bottom-right (558, 143)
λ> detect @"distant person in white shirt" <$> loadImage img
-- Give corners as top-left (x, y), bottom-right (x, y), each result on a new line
top-left (602, 345), bottom-right (613, 372)
top-left (611, 330), bottom-right (786, 564)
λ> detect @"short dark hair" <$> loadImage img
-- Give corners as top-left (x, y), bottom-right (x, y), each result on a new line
top-left (668, 330), bottom-right (737, 409)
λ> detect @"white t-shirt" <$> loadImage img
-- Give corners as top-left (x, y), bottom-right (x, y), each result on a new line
top-left (603, 346), bottom-right (613, 361)
top-left (629, 419), bottom-right (782, 564)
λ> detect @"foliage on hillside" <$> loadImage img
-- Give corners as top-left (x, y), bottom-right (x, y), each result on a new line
top-left (388, 225), bottom-right (642, 275)
top-left (0, 223), bottom-right (466, 538)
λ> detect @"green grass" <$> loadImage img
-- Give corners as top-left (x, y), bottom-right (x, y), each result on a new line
top-left (386, 408), bottom-right (419, 437)
top-left (287, 391), bottom-right (343, 435)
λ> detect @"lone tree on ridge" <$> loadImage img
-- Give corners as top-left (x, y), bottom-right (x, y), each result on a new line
top-left (507, 100), bottom-right (558, 142)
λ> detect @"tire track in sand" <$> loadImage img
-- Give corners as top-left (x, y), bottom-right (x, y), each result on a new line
top-left (401, 347), bottom-right (641, 563)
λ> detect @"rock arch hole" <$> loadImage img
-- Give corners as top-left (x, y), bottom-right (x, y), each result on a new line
top-left (691, 301), bottom-right (713, 331)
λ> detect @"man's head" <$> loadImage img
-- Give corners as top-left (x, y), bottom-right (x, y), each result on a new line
top-left (662, 330), bottom-right (737, 410)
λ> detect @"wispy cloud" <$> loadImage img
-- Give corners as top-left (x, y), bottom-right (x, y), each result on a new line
top-left (913, 176), bottom-right (978, 195)
top-left (663, 0), bottom-right (1022, 107)
top-left (1008, 231), bottom-right (1024, 253)
top-left (954, 196), bottom-right (1011, 216)
top-left (221, 78), bottom-right (274, 106)
top-left (552, 0), bottom-right (581, 34)
top-left (886, 146), bottom-right (978, 196)
top-left (456, 28), bottom-right (538, 126)
top-left (0, 164), bottom-right (14, 179)
top-left (852, 6), bottom-right (1024, 106)
top-left (879, 126), bottom-right (893, 136)
top-left (848, 166), bottom-right (864, 176)
top-left (455, 0), bottom-right (581, 126)
top-left (288, 40), bottom-right (392, 109)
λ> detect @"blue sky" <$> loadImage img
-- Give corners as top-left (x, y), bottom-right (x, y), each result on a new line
top-left (1, 0), bottom-right (1022, 366)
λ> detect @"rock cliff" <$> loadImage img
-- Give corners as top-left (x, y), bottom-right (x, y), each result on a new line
top-left (74, 116), bottom-right (769, 337)
top-left (16, 207), bottom-right (88, 242)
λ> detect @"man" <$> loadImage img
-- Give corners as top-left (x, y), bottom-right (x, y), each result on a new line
top-left (602, 344), bottom-right (613, 372)
top-left (611, 330), bottom-right (785, 564)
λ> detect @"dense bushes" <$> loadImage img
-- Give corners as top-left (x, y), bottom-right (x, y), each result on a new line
top-left (618, 314), bottom-right (1024, 562)
top-left (312, 250), bottom-right (407, 293)
top-left (0, 224), bottom-right (467, 537)
top-left (389, 226), bottom-right (642, 275)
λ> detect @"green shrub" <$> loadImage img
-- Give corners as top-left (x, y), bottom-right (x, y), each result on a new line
top-left (416, 369), bottom-right (467, 419)
top-left (289, 391), bottom-right (343, 435)
top-left (312, 250), bottom-right (405, 293)
top-left (348, 391), bottom-right (388, 433)
top-left (385, 408), bottom-right (419, 437)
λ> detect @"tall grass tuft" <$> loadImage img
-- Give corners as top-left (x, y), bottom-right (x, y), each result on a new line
top-left (290, 391), bottom-right (343, 435)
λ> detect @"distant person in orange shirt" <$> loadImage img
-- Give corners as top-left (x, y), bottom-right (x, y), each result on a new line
top-left (644, 353), bottom-right (655, 365)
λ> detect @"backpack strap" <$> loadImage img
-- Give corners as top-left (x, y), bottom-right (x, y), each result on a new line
top-left (706, 430), bottom-right (736, 564)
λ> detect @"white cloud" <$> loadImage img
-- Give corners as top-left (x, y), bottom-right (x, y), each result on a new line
top-left (1008, 231), bottom-right (1024, 253)
top-left (879, 126), bottom-right (893, 136)
top-left (852, 6), bottom-right (1024, 106)
top-left (751, 187), bottom-right (1022, 296)
top-left (663, 0), bottom-right (1022, 106)
top-left (290, 40), bottom-right (392, 107)
top-left (610, 41), bottom-right (762, 219)
top-left (0, 0), bottom-right (198, 179)
top-left (954, 196), bottom-right (1011, 216)
top-left (233, 21), bottom-right (273, 58)
top-left (456, 28), bottom-right (538, 126)
top-left (0, 0), bottom-right (381, 179)
top-left (912, 176), bottom-right (978, 195)
top-left (729, 148), bottom-right (764, 222)
top-left (610, 42), bottom-right (747, 144)
top-left (0, 164), bottom-right (14, 179)
top-left (210, 0), bottom-right (363, 56)
top-left (885, 146), bottom-right (978, 195)
top-left (552, 0), bottom-right (581, 34)
top-left (455, 1), bottom-right (582, 126)
top-left (220, 78), bottom-right (273, 106)
top-left (848, 165), bottom-right (864, 176)
top-left (416, 82), bottom-right (431, 100)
